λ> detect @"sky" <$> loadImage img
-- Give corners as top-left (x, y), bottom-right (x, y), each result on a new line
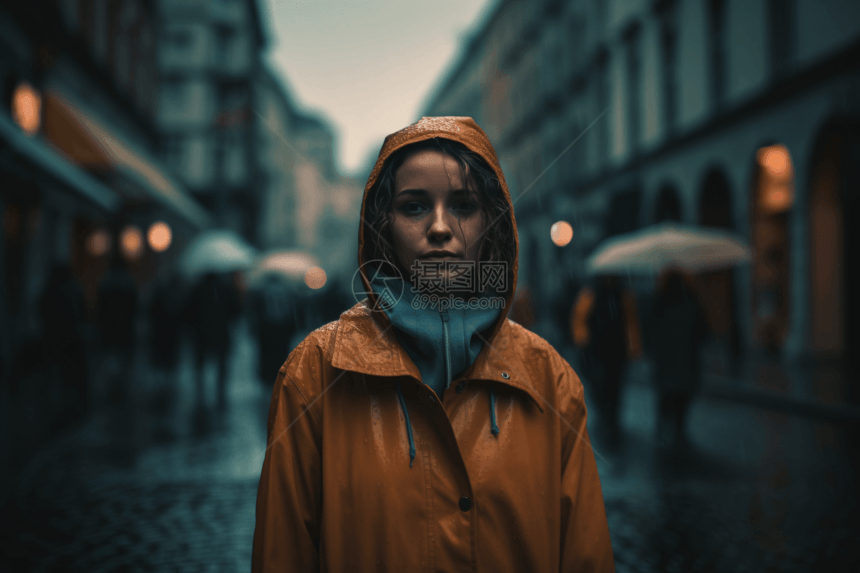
top-left (262, 0), bottom-right (494, 176)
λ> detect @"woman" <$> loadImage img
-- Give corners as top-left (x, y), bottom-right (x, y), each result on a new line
top-left (253, 117), bottom-right (614, 572)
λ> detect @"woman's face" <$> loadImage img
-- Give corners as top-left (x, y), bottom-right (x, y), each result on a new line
top-left (390, 149), bottom-right (486, 284)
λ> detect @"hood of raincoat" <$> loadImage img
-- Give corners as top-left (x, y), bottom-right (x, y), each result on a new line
top-left (357, 116), bottom-right (518, 344)
top-left (357, 117), bottom-right (519, 397)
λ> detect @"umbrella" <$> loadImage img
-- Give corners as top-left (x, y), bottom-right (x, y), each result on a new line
top-left (586, 223), bottom-right (751, 275)
top-left (179, 230), bottom-right (256, 278)
top-left (246, 250), bottom-right (321, 288)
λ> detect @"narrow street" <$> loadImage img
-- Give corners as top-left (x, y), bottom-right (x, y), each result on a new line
top-left (1, 327), bottom-right (857, 572)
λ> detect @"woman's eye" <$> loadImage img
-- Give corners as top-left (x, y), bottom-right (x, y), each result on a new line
top-left (452, 201), bottom-right (478, 214)
top-left (402, 202), bottom-right (426, 215)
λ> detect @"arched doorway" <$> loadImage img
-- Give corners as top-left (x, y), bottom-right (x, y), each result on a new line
top-left (808, 118), bottom-right (860, 380)
top-left (654, 184), bottom-right (681, 223)
top-left (750, 143), bottom-right (794, 355)
top-left (697, 167), bottom-right (741, 374)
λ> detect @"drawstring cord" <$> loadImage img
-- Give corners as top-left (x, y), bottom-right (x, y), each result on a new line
top-left (395, 381), bottom-right (416, 468)
top-left (395, 382), bottom-right (501, 467)
top-left (489, 387), bottom-right (500, 436)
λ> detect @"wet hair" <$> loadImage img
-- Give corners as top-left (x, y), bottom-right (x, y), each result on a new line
top-left (362, 138), bottom-right (515, 286)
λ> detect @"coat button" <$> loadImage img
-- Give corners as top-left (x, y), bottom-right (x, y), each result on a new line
top-left (455, 382), bottom-right (466, 393)
top-left (458, 496), bottom-right (472, 512)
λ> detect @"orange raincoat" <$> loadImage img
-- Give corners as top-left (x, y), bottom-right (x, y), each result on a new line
top-left (253, 117), bottom-right (615, 572)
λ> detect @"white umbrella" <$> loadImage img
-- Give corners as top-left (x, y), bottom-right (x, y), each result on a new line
top-left (586, 223), bottom-right (751, 275)
top-left (180, 230), bottom-right (256, 278)
top-left (246, 250), bottom-right (321, 288)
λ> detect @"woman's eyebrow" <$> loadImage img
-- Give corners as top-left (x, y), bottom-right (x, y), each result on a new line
top-left (394, 188), bottom-right (429, 197)
top-left (394, 188), bottom-right (475, 198)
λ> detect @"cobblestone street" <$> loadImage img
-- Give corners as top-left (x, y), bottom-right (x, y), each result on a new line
top-left (1, 329), bottom-right (858, 572)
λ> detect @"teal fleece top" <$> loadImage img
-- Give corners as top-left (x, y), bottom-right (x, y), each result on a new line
top-left (369, 273), bottom-right (501, 398)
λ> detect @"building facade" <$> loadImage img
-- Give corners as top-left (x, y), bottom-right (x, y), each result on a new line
top-left (154, 0), bottom-right (266, 243)
top-left (1, 0), bottom-right (212, 474)
top-left (424, 0), bottom-right (860, 367)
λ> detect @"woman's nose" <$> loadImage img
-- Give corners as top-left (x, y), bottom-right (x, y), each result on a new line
top-left (428, 205), bottom-right (454, 239)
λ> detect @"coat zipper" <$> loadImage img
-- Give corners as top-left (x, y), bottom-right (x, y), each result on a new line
top-left (440, 306), bottom-right (451, 390)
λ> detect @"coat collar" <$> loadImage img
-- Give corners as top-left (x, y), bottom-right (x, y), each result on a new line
top-left (331, 302), bottom-right (544, 412)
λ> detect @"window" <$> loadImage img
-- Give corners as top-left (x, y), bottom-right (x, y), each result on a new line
top-left (163, 135), bottom-right (186, 174)
top-left (659, 1), bottom-right (679, 135)
top-left (708, 0), bottom-right (727, 107)
top-left (215, 27), bottom-right (236, 68)
top-left (768, 0), bottom-right (795, 78)
top-left (161, 78), bottom-right (186, 109)
top-left (624, 24), bottom-right (642, 154)
top-left (167, 30), bottom-right (193, 51)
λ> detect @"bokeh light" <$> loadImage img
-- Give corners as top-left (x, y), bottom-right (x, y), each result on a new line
top-left (120, 225), bottom-right (144, 260)
top-left (757, 144), bottom-right (791, 178)
top-left (12, 83), bottom-right (41, 135)
top-left (147, 221), bottom-right (172, 252)
top-left (305, 266), bottom-right (327, 289)
top-left (86, 228), bottom-right (111, 257)
top-left (550, 221), bottom-right (573, 247)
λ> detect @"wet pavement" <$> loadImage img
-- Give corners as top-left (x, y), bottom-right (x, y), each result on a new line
top-left (1, 326), bottom-right (858, 572)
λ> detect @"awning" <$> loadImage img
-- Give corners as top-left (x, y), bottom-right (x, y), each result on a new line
top-left (0, 111), bottom-right (120, 212)
top-left (42, 92), bottom-right (211, 230)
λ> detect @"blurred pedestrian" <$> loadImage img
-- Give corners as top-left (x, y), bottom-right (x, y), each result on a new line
top-left (571, 274), bottom-right (642, 445)
top-left (97, 256), bottom-right (139, 400)
top-left (251, 274), bottom-right (295, 387)
top-left (185, 271), bottom-right (242, 408)
top-left (253, 118), bottom-right (614, 572)
top-left (148, 273), bottom-right (185, 395)
top-left (39, 263), bottom-right (89, 418)
top-left (646, 269), bottom-right (708, 449)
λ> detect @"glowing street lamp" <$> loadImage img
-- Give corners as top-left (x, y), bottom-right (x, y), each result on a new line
top-left (86, 228), bottom-right (112, 257)
top-left (120, 225), bottom-right (144, 260)
top-left (147, 221), bottom-right (172, 252)
top-left (12, 83), bottom-right (41, 135)
top-left (551, 221), bottom-right (573, 247)
top-left (305, 267), bottom-right (327, 289)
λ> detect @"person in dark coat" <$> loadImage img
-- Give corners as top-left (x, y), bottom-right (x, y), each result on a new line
top-left (571, 274), bottom-right (642, 445)
top-left (252, 274), bottom-right (296, 387)
top-left (39, 264), bottom-right (89, 416)
top-left (647, 269), bottom-right (709, 449)
top-left (97, 257), bottom-right (139, 398)
top-left (148, 273), bottom-right (185, 383)
top-left (185, 271), bottom-right (242, 408)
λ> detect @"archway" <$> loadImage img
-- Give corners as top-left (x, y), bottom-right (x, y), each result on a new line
top-left (654, 184), bottom-right (681, 223)
top-left (750, 143), bottom-right (794, 355)
top-left (807, 117), bottom-right (860, 380)
top-left (697, 167), bottom-right (741, 374)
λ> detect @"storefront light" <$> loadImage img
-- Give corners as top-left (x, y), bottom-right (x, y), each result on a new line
top-left (12, 83), bottom-right (41, 135)
top-left (120, 225), bottom-right (144, 260)
top-left (87, 228), bottom-right (112, 257)
top-left (305, 266), bottom-right (327, 289)
top-left (551, 221), bottom-right (573, 247)
top-left (147, 221), bottom-right (172, 252)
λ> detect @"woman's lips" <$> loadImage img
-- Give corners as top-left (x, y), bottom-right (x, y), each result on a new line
top-left (420, 251), bottom-right (460, 259)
